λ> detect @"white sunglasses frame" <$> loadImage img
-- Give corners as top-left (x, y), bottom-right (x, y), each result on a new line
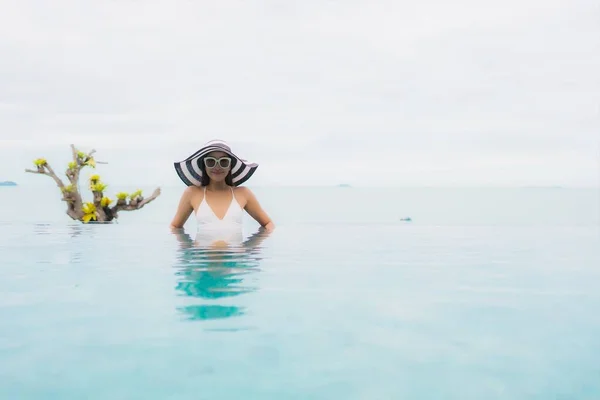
top-left (203, 156), bottom-right (232, 169)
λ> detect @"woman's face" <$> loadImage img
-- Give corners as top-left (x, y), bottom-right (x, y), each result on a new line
top-left (203, 151), bottom-right (232, 182)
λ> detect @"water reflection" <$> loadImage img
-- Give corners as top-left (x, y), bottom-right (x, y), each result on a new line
top-left (33, 223), bottom-right (94, 241)
top-left (172, 228), bottom-right (271, 322)
top-left (32, 223), bottom-right (87, 264)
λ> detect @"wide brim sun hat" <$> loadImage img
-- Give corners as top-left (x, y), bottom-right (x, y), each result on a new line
top-left (173, 140), bottom-right (258, 187)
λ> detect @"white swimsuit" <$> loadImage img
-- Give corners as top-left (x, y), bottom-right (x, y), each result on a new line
top-left (194, 187), bottom-right (244, 247)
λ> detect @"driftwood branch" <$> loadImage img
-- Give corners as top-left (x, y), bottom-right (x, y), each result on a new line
top-left (25, 161), bottom-right (83, 220)
top-left (24, 144), bottom-right (161, 223)
top-left (25, 164), bottom-right (66, 190)
top-left (112, 188), bottom-right (162, 215)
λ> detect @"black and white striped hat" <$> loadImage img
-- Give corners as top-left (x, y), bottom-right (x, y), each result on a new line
top-left (173, 140), bottom-right (258, 187)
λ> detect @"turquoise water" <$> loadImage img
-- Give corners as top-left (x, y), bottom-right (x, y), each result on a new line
top-left (1, 186), bottom-right (599, 399)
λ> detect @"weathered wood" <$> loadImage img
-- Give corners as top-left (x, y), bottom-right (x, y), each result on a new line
top-left (25, 164), bottom-right (66, 190)
top-left (112, 188), bottom-right (161, 214)
top-left (24, 144), bottom-right (161, 223)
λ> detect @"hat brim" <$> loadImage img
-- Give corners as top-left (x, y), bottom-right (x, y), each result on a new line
top-left (174, 143), bottom-right (258, 187)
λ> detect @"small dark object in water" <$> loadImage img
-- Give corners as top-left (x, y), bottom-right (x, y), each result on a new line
top-left (400, 217), bottom-right (412, 222)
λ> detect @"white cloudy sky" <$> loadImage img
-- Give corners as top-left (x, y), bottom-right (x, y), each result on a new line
top-left (0, 0), bottom-right (598, 187)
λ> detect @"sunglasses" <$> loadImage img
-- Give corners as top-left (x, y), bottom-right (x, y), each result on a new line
top-left (203, 156), bottom-right (232, 169)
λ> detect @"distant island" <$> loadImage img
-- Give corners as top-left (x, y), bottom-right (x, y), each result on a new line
top-left (0, 181), bottom-right (17, 186)
top-left (337, 183), bottom-right (351, 188)
top-left (521, 185), bottom-right (563, 189)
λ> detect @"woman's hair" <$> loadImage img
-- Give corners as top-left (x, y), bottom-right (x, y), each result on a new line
top-left (198, 157), bottom-right (233, 186)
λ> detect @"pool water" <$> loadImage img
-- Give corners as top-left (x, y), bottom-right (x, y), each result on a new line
top-left (1, 186), bottom-right (599, 399)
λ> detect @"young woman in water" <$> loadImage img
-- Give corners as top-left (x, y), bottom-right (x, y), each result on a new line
top-left (169, 140), bottom-right (275, 243)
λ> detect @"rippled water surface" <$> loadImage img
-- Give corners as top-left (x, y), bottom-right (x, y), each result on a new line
top-left (1, 186), bottom-right (599, 399)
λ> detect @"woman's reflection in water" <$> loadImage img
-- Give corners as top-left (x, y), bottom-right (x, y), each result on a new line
top-left (172, 228), bottom-right (271, 322)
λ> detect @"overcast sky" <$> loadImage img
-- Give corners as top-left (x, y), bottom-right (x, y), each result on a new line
top-left (0, 0), bottom-right (598, 187)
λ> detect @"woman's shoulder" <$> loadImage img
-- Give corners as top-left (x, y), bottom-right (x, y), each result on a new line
top-left (233, 186), bottom-right (259, 202)
top-left (233, 186), bottom-right (253, 196)
top-left (181, 185), bottom-right (204, 198)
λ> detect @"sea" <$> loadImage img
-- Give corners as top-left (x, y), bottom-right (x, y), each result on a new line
top-left (1, 185), bottom-right (599, 399)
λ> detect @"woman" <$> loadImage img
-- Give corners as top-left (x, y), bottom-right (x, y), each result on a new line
top-left (169, 140), bottom-right (275, 244)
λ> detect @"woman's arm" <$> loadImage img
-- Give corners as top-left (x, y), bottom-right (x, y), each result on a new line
top-left (243, 227), bottom-right (272, 250)
top-left (240, 187), bottom-right (275, 232)
top-left (170, 187), bottom-right (194, 230)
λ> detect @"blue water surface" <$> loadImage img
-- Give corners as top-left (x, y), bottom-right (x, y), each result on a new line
top-left (1, 186), bottom-right (599, 399)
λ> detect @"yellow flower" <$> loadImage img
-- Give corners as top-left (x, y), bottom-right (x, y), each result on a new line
top-left (68, 161), bottom-right (77, 169)
top-left (85, 158), bottom-right (96, 168)
top-left (81, 202), bottom-right (97, 223)
top-left (116, 192), bottom-right (129, 200)
top-left (100, 197), bottom-right (112, 207)
top-left (90, 182), bottom-right (107, 192)
top-left (82, 202), bottom-right (95, 214)
top-left (129, 190), bottom-right (142, 199)
top-left (33, 158), bottom-right (47, 167)
top-left (89, 174), bottom-right (100, 182)
top-left (82, 214), bottom-right (97, 223)
top-left (62, 184), bottom-right (74, 193)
